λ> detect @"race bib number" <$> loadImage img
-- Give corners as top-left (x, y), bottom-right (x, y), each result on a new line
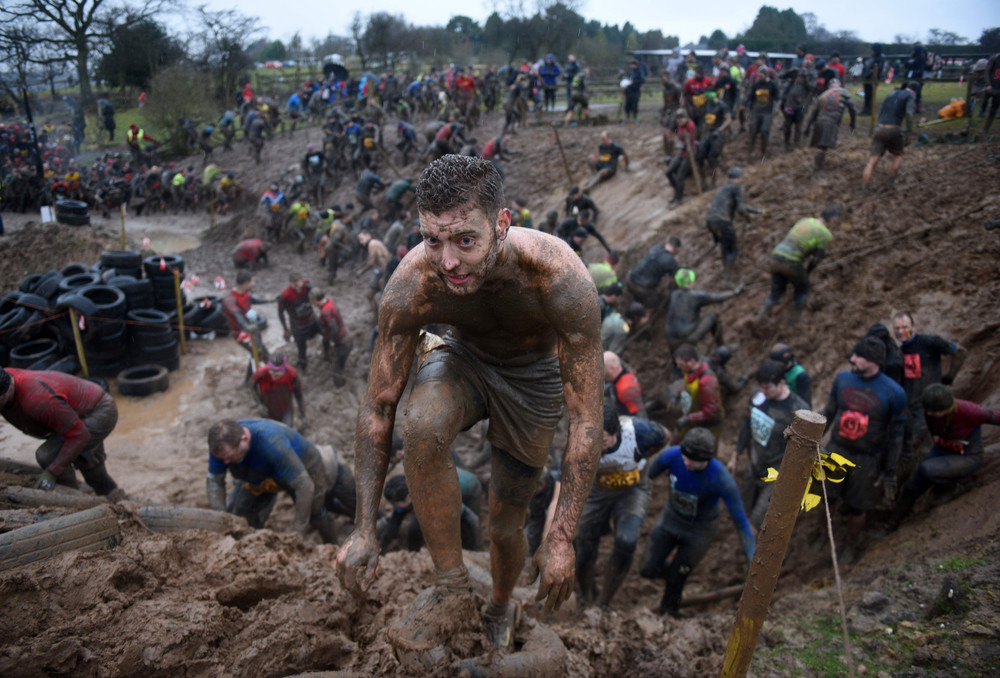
top-left (363, 137), bottom-right (375, 148)
top-left (750, 407), bottom-right (776, 447)
top-left (599, 153), bottom-right (612, 163)
top-left (598, 469), bottom-right (641, 490)
top-left (244, 478), bottom-right (280, 496)
top-left (705, 113), bottom-right (717, 126)
top-left (755, 89), bottom-right (770, 103)
top-left (838, 410), bottom-right (869, 441)
top-left (670, 476), bottom-right (699, 517)
top-left (309, 155), bottom-right (320, 165)
top-left (269, 202), bottom-right (282, 212)
top-left (347, 134), bottom-right (358, 144)
top-left (679, 391), bottom-right (693, 415)
top-left (904, 353), bottom-right (921, 379)
top-left (692, 94), bottom-right (706, 107)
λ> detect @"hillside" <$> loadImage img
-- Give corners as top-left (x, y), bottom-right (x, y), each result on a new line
top-left (0, 107), bottom-right (998, 677)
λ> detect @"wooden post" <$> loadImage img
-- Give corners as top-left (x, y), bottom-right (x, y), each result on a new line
top-left (67, 308), bottom-right (90, 377)
top-left (684, 134), bottom-right (703, 196)
top-left (119, 204), bottom-right (126, 249)
top-left (551, 126), bottom-right (574, 187)
top-left (720, 410), bottom-right (827, 678)
top-left (173, 271), bottom-right (186, 355)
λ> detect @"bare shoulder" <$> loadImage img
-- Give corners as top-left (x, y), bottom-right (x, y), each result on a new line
top-left (507, 228), bottom-right (591, 281)
top-left (506, 228), bottom-right (598, 324)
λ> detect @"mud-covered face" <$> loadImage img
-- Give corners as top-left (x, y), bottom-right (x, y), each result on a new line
top-left (419, 204), bottom-right (509, 295)
top-left (893, 316), bottom-right (914, 343)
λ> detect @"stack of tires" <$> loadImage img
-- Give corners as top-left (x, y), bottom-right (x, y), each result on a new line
top-left (126, 308), bottom-right (180, 371)
top-left (0, 252), bottom-right (189, 381)
top-left (143, 254), bottom-right (186, 314)
top-left (54, 200), bottom-right (90, 227)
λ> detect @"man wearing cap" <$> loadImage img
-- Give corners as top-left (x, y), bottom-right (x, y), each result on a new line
top-left (251, 353), bottom-right (307, 429)
top-left (757, 206), bottom-right (837, 325)
top-left (640, 427), bottom-right (754, 617)
top-left (585, 131), bottom-right (629, 190)
top-left (769, 342), bottom-right (812, 407)
top-left (602, 303), bottom-right (645, 355)
top-left (575, 402), bottom-right (667, 609)
top-left (730, 360), bottom-right (810, 527)
top-left (565, 226), bottom-right (589, 256)
top-left (891, 311), bottom-right (967, 465)
top-left (705, 167), bottom-right (760, 280)
top-left (821, 337), bottom-right (907, 544)
top-left (626, 236), bottom-right (682, 323)
top-left (889, 385), bottom-right (999, 529)
top-left (0, 368), bottom-right (124, 500)
top-left (604, 351), bottom-right (645, 417)
top-left (805, 78), bottom-right (856, 173)
top-left (862, 81), bottom-right (919, 192)
top-left (206, 418), bottom-right (337, 542)
top-left (666, 269), bottom-right (745, 352)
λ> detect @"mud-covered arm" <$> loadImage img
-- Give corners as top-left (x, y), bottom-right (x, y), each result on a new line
top-left (944, 343), bottom-right (968, 384)
top-left (206, 472), bottom-right (227, 510)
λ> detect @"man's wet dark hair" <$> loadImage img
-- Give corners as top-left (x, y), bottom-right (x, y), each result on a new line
top-left (208, 419), bottom-right (244, 455)
top-left (674, 343), bottom-right (698, 361)
top-left (667, 235), bottom-right (682, 249)
top-left (384, 474), bottom-right (410, 502)
top-left (602, 400), bottom-right (621, 436)
top-left (820, 205), bottom-right (840, 222)
top-left (236, 270), bottom-right (253, 286)
top-left (756, 360), bottom-right (786, 386)
top-left (415, 155), bottom-right (504, 222)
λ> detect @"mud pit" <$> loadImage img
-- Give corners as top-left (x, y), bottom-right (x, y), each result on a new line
top-left (1, 111), bottom-right (999, 677)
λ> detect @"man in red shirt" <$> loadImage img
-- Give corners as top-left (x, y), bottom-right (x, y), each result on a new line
top-left (671, 343), bottom-right (723, 448)
top-left (311, 288), bottom-right (352, 385)
top-left (232, 238), bottom-right (270, 269)
top-left (222, 271), bottom-right (270, 365)
top-left (278, 274), bottom-right (320, 372)
top-left (251, 354), bottom-right (306, 429)
top-left (0, 368), bottom-right (123, 498)
top-left (604, 351), bottom-right (645, 417)
top-left (683, 63), bottom-right (715, 135)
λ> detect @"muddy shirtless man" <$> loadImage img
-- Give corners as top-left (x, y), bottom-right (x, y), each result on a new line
top-left (336, 155), bottom-right (603, 656)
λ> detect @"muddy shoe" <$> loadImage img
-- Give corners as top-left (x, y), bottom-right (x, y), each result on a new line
top-left (482, 599), bottom-right (520, 651)
top-left (387, 566), bottom-right (475, 654)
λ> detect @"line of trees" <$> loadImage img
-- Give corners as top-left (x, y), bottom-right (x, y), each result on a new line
top-left (0, 0), bottom-right (995, 110)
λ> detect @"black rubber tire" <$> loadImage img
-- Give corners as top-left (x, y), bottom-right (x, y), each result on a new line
top-left (76, 286), bottom-right (126, 339)
top-left (55, 199), bottom-right (89, 216)
top-left (60, 262), bottom-right (91, 278)
top-left (134, 338), bottom-right (179, 363)
top-left (19, 274), bottom-right (42, 293)
top-left (197, 304), bottom-right (230, 336)
top-left (33, 271), bottom-right (63, 301)
top-left (143, 254), bottom-right (185, 278)
top-left (14, 293), bottom-right (51, 314)
top-left (57, 213), bottom-right (91, 226)
top-left (0, 505), bottom-right (121, 573)
top-left (46, 355), bottom-right (81, 375)
top-left (100, 250), bottom-right (143, 271)
top-left (117, 364), bottom-right (169, 396)
top-left (9, 338), bottom-right (60, 368)
top-left (109, 277), bottom-right (155, 311)
top-left (4, 310), bottom-right (45, 345)
top-left (0, 308), bottom-right (30, 343)
top-left (58, 273), bottom-right (102, 294)
top-left (0, 345), bottom-right (8, 368)
top-left (26, 353), bottom-right (62, 371)
top-left (0, 291), bottom-right (23, 314)
top-left (55, 291), bottom-right (98, 317)
top-left (85, 357), bottom-right (125, 378)
top-left (128, 308), bottom-right (173, 344)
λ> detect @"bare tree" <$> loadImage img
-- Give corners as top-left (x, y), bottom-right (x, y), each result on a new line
top-left (350, 12), bottom-right (368, 70)
top-left (192, 5), bottom-right (262, 104)
top-left (0, 0), bottom-right (167, 106)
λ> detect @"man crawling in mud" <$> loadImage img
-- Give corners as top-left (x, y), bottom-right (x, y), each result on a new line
top-left (336, 155), bottom-right (604, 654)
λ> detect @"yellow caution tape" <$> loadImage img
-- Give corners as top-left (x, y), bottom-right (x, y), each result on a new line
top-left (762, 449), bottom-right (855, 512)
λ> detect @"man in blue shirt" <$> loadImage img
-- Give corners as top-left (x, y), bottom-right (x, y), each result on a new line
top-left (575, 403), bottom-right (668, 609)
top-left (640, 427), bottom-right (754, 617)
top-left (206, 418), bottom-right (338, 542)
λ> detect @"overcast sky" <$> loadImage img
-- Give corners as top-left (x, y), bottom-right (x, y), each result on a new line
top-left (190, 0), bottom-right (993, 48)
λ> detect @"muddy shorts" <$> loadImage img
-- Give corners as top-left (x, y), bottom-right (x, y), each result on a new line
top-left (570, 92), bottom-right (589, 111)
top-left (414, 335), bottom-right (565, 469)
top-left (810, 119), bottom-right (840, 149)
top-left (870, 125), bottom-right (904, 157)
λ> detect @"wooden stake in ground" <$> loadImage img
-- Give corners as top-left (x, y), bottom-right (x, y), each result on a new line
top-left (68, 308), bottom-right (90, 377)
top-left (119, 204), bottom-right (126, 249)
top-left (550, 125), bottom-right (575, 187)
top-left (173, 271), bottom-right (186, 355)
top-left (720, 409), bottom-right (826, 678)
top-left (684, 134), bottom-right (703, 196)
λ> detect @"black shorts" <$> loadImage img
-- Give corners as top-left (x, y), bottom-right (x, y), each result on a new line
top-left (871, 126), bottom-right (904, 157)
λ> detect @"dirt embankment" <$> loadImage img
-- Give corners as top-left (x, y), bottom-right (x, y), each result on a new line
top-left (1, 105), bottom-right (998, 677)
